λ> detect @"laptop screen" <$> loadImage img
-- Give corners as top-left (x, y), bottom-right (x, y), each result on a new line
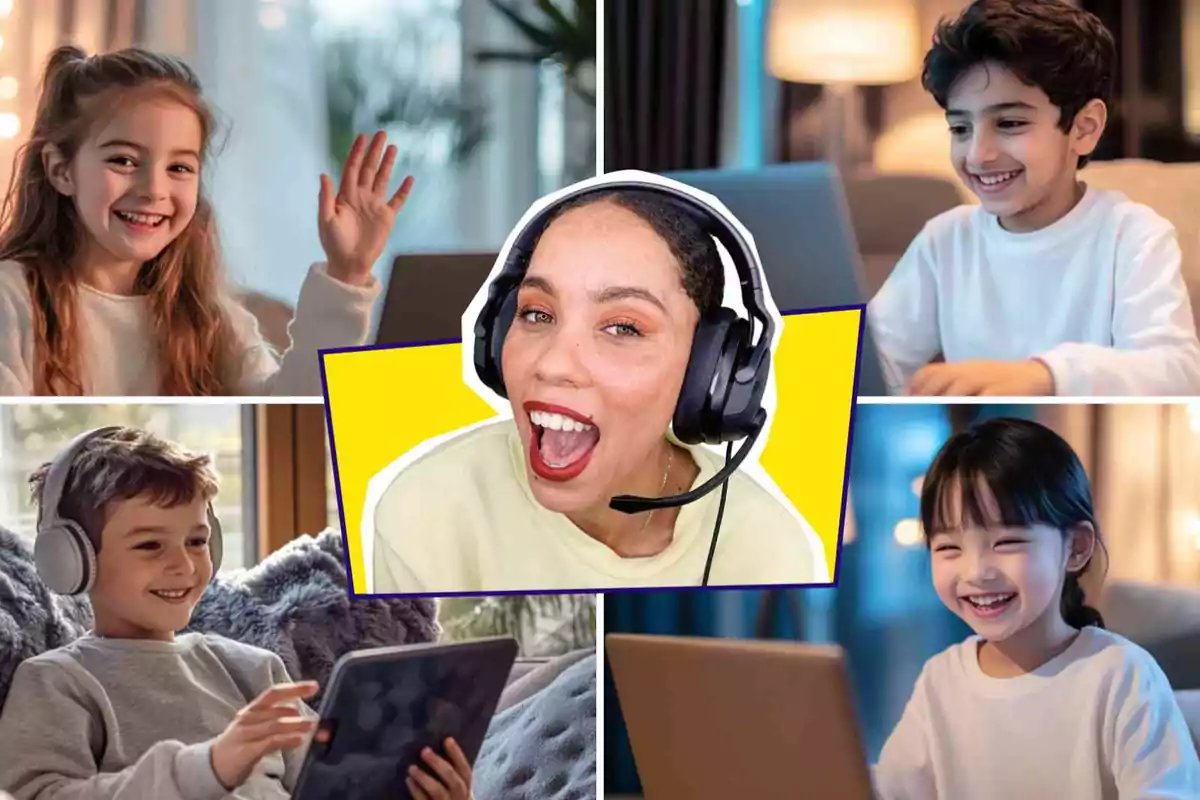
top-left (374, 252), bottom-right (498, 346)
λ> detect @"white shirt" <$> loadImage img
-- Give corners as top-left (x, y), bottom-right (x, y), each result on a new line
top-left (367, 419), bottom-right (826, 593)
top-left (0, 260), bottom-right (380, 396)
top-left (868, 186), bottom-right (1200, 396)
top-left (873, 627), bottom-right (1200, 800)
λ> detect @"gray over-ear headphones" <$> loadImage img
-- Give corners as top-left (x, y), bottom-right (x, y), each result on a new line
top-left (34, 426), bottom-right (223, 596)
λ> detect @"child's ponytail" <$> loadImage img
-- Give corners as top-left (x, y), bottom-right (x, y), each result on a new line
top-left (43, 45), bottom-right (87, 82)
top-left (1061, 570), bottom-right (1105, 630)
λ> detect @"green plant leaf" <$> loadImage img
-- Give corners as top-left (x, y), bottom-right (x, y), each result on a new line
top-left (437, 594), bottom-right (595, 656)
top-left (535, 0), bottom-right (575, 37)
top-left (484, 0), bottom-right (595, 64)
top-left (487, 0), bottom-right (560, 50)
top-left (475, 48), bottom-right (554, 64)
top-left (537, 0), bottom-right (594, 58)
top-left (322, 33), bottom-right (489, 170)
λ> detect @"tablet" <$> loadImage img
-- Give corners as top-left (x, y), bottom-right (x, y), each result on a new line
top-left (292, 637), bottom-right (519, 800)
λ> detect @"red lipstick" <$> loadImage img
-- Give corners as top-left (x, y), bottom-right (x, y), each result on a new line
top-left (522, 401), bottom-right (600, 483)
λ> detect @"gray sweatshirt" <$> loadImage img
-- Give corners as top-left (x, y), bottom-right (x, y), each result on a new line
top-left (0, 633), bottom-right (317, 800)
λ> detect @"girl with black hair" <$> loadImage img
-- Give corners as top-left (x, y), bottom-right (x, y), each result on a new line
top-left (872, 417), bottom-right (1200, 799)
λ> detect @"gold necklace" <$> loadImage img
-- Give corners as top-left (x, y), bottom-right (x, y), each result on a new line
top-left (639, 446), bottom-right (674, 533)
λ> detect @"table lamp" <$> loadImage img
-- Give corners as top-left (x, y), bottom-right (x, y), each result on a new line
top-left (767, 0), bottom-right (921, 174)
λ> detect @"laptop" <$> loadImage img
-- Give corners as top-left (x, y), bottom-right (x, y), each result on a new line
top-left (664, 163), bottom-right (890, 396)
top-left (374, 165), bottom-right (890, 394)
top-left (606, 633), bottom-right (875, 800)
top-left (374, 252), bottom-right (498, 346)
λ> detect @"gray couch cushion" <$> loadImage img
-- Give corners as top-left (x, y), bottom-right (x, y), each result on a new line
top-left (475, 652), bottom-right (596, 800)
top-left (1097, 581), bottom-right (1200, 690)
top-left (498, 649), bottom-right (594, 712)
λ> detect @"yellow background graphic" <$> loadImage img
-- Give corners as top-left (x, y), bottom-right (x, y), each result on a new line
top-left (323, 308), bottom-right (862, 593)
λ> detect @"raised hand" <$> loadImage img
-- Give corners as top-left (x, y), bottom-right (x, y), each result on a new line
top-left (209, 681), bottom-right (319, 791)
top-left (318, 131), bottom-right (414, 287)
top-left (406, 738), bottom-right (474, 800)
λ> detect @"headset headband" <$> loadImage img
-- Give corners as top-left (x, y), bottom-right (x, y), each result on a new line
top-left (37, 426), bottom-right (123, 536)
top-left (473, 178), bottom-right (775, 384)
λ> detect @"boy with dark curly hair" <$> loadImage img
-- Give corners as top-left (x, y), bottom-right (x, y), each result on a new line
top-left (869, 0), bottom-right (1200, 397)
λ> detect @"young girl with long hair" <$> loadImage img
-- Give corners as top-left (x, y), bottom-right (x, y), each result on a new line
top-left (873, 417), bottom-right (1200, 799)
top-left (0, 45), bottom-right (411, 395)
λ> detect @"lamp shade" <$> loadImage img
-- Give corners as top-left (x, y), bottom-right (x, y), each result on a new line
top-left (767, 0), bottom-right (921, 85)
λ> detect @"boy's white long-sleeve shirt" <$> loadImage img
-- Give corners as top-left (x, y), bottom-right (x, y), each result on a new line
top-left (872, 627), bottom-right (1200, 800)
top-left (868, 185), bottom-right (1200, 396)
top-left (0, 260), bottom-right (379, 396)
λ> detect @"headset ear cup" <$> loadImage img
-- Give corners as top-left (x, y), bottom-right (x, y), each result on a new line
top-left (34, 521), bottom-right (95, 595)
top-left (487, 289), bottom-right (519, 397)
top-left (673, 310), bottom-right (736, 445)
top-left (709, 308), bottom-right (771, 441)
top-left (206, 505), bottom-right (223, 577)
top-left (703, 317), bottom-right (752, 443)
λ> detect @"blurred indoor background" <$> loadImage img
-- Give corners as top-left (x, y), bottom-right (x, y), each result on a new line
top-left (607, 0), bottom-right (1200, 175)
top-left (0, 0), bottom-right (595, 334)
top-left (605, 0), bottom-right (1200, 319)
top-left (604, 402), bottom-right (1200, 795)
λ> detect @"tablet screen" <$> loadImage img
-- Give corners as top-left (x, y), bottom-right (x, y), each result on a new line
top-left (293, 637), bottom-right (518, 800)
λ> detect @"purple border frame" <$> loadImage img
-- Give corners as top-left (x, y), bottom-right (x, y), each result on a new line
top-left (317, 303), bottom-right (865, 599)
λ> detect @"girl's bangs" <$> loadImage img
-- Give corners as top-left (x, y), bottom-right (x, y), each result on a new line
top-left (922, 462), bottom-right (1047, 536)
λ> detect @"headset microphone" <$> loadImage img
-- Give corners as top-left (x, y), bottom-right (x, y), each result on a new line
top-left (609, 410), bottom-right (765, 588)
top-left (609, 410), bottom-right (766, 514)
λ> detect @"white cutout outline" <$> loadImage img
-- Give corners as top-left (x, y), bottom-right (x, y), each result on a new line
top-left (362, 169), bottom-right (832, 590)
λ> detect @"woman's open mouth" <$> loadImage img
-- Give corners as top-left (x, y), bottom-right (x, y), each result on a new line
top-left (961, 592), bottom-right (1017, 619)
top-left (525, 402), bottom-right (601, 482)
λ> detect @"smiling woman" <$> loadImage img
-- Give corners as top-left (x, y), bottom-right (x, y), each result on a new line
top-left (500, 190), bottom-right (718, 538)
top-left (360, 173), bottom-right (828, 595)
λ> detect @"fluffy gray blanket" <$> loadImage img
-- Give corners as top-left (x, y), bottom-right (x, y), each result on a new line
top-left (0, 525), bottom-right (438, 706)
top-left (184, 529), bottom-right (439, 704)
top-left (0, 526), bottom-right (596, 797)
top-left (0, 526), bottom-right (93, 708)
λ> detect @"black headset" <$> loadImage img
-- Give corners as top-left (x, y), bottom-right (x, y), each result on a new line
top-left (471, 177), bottom-right (776, 586)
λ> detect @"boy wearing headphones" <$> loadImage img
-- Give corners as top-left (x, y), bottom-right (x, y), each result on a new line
top-left (0, 427), bottom-right (473, 800)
